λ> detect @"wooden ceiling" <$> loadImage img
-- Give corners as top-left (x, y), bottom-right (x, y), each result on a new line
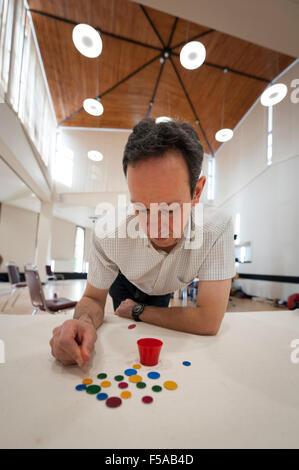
top-left (27, 0), bottom-right (295, 155)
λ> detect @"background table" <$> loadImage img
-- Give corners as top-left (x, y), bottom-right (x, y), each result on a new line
top-left (0, 309), bottom-right (299, 449)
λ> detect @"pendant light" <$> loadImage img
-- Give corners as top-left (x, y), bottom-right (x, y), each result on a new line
top-left (83, 98), bottom-right (104, 116)
top-left (155, 116), bottom-right (172, 123)
top-left (215, 128), bottom-right (234, 142)
top-left (180, 41), bottom-right (206, 70)
top-left (260, 83), bottom-right (287, 107)
top-left (215, 68), bottom-right (233, 143)
top-left (88, 150), bottom-right (103, 162)
top-left (72, 24), bottom-right (102, 58)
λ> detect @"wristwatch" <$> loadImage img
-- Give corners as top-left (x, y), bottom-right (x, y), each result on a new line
top-left (131, 303), bottom-right (146, 322)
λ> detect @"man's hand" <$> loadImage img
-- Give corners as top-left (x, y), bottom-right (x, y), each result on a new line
top-left (114, 299), bottom-right (137, 319)
top-left (49, 318), bottom-right (97, 367)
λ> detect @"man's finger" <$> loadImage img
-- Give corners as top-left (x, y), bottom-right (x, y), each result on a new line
top-left (80, 327), bottom-right (96, 361)
top-left (60, 335), bottom-right (84, 367)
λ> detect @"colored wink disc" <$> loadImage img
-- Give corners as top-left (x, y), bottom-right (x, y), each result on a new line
top-left (75, 384), bottom-right (87, 391)
top-left (182, 361), bottom-right (191, 366)
top-left (129, 374), bottom-right (142, 383)
top-left (82, 378), bottom-right (92, 385)
top-left (97, 373), bottom-right (107, 379)
top-left (118, 382), bottom-right (128, 389)
top-left (86, 385), bottom-right (101, 394)
top-left (132, 364), bottom-right (141, 369)
top-left (147, 371), bottom-right (160, 379)
top-left (124, 368), bottom-right (137, 376)
top-left (114, 375), bottom-right (124, 382)
top-left (164, 380), bottom-right (178, 390)
top-left (121, 391), bottom-right (132, 399)
top-left (152, 385), bottom-right (162, 392)
top-left (136, 382), bottom-right (146, 389)
top-left (97, 392), bottom-right (108, 401)
top-left (142, 396), bottom-right (153, 404)
top-left (106, 397), bottom-right (122, 408)
top-left (128, 324), bottom-right (136, 329)
top-left (101, 380), bottom-right (111, 388)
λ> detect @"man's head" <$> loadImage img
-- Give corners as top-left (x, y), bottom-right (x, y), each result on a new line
top-left (122, 118), bottom-right (206, 249)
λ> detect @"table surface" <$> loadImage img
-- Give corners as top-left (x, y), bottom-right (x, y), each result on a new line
top-left (0, 309), bottom-right (299, 449)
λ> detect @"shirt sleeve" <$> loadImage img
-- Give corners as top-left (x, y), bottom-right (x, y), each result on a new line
top-left (197, 216), bottom-right (236, 281)
top-left (87, 230), bottom-right (119, 289)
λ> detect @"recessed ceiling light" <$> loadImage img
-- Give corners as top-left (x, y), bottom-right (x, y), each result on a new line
top-left (88, 150), bottom-right (103, 161)
top-left (215, 128), bottom-right (234, 142)
top-left (180, 41), bottom-right (206, 70)
top-left (72, 24), bottom-right (102, 58)
top-left (155, 116), bottom-right (172, 123)
top-left (260, 83), bottom-right (287, 106)
top-left (83, 98), bottom-right (104, 116)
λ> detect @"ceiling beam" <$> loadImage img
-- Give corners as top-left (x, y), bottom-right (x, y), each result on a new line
top-left (146, 60), bottom-right (165, 117)
top-left (28, 8), bottom-right (162, 52)
top-left (139, 4), bottom-right (166, 48)
top-left (167, 17), bottom-right (179, 48)
top-left (171, 51), bottom-right (271, 83)
top-left (169, 57), bottom-right (215, 157)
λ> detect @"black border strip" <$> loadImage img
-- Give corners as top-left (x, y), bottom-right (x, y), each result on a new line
top-left (238, 273), bottom-right (299, 284)
top-left (0, 272), bottom-right (87, 282)
top-left (1, 273), bottom-right (298, 283)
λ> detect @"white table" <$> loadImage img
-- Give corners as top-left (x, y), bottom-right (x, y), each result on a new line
top-left (0, 309), bottom-right (299, 449)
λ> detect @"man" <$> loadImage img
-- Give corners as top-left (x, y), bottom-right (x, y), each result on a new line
top-left (50, 118), bottom-right (236, 367)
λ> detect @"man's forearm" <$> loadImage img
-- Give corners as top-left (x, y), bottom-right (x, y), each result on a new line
top-left (73, 296), bottom-right (104, 329)
top-left (140, 305), bottom-right (221, 336)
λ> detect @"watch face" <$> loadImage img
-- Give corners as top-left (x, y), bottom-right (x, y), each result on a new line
top-left (133, 304), bottom-right (143, 314)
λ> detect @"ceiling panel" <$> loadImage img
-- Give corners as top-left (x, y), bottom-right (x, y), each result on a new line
top-left (27, 0), bottom-right (295, 155)
top-left (31, 11), bottom-right (160, 124)
top-left (28, 0), bottom-right (162, 48)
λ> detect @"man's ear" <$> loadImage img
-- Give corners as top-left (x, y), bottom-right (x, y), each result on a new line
top-left (192, 175), bottom-right (206, 205)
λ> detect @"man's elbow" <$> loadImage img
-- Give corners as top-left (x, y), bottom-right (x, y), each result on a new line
top-left (193, 308), bottom-right (224, 336)
top-left (206, 327), bottom-right (220, 336)
top-left (195, 327), bottom-right (219, 336)
top-left (194, 322), bottom-right (221, 336)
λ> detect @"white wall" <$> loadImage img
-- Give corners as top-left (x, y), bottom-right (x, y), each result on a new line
top-left (215, 61), bottom-right (299, 301)
top-left (51, 217), bottom-right (76, 272)
top-left (0, 203), bottom-right (38, 271)
top-left (57, 128), bottom-right (131, 195)
top-left (51, 217), bottom-right (91, 273)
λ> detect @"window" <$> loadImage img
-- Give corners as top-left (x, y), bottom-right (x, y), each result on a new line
top-left (267, 105), bottom-right (273, 166)
top-left (84, 261), bottom-right (89, 273)
top-left (7, 0), bottom-right (26, 111)
top-left (51, 259), bottom-right (55, 273)
top-left (235, 242), bottom-right (252, 264)
top-left (2, 2), bottom-right (57, 168)
top-left (207, 157), bottom-right (215, 200)
top-left (0, 0), bottom-right (14, 96)
top-left (234, 213), bottom-right (240, 244)
top-left (53, 131), bottom-right (74, 187)
top-left (74, 226), bottom-right (85, 273)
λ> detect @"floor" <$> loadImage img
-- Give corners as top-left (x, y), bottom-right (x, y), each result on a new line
top-left (0, 279), bottom-right (287, 315)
